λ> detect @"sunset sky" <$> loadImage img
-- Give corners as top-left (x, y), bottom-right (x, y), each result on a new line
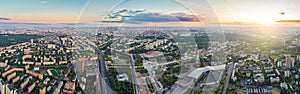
top-left (1, 0), bottom-right (300, 26)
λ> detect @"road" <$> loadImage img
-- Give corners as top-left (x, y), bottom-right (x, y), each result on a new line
top-left (130, 54), bottom-right (140, 94)
top-left (222, 63), bottom-right (234, 94)
top-left (82, 35), bottom-right (112, 94)
top-left (97, 51), bottom-right (107, 94)
top-left (93, 44), bottom-right (111, 94)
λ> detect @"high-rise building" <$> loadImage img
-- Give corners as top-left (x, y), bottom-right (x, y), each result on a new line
top-left (297, 55), bottom-right (300, 63)
top-left (6, 84), bottom-right (17, 94)
top-left (30, 39), bottom-right (34, 45)
top-left (0, 79), bottom-right (8, 94)
top-left (286, 54), bottom-right (294, 68)
top-left (277, 61), bottom-right (282, 67)
top-left (285, 70), bottom-right (290, 77)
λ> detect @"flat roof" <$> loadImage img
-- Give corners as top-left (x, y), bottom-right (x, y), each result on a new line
top-left (187, 64), bottom-right (226, 79)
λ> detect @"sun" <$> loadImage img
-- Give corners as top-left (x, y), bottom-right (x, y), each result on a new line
top-left (257, 19), bottom-right (276, 26)
top-left (252, 15), bottom-right (278, 26)
top-left (230, 8), bottom-right (284, 26)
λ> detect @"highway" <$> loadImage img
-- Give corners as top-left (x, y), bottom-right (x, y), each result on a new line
top-left (90, 42), bottom-right (111, 94)
top-left (97, 51), bottom-right (109, 94)
top-left (130, 54), bottom-right (140, 94)
top-left (76, 35), bottom-right (112, 94)
top-left (222, 63), bottom-right (234, 94)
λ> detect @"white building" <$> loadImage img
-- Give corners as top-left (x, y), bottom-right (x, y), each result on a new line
top-left (171, 64), bottom-right (226, 94)
top-left (280, 82), bottom-right (288, 89)
top-left (277, 61), bottom-right (282, 67)
top-left (285, 70), bottom-right (290, 77)
top-left (117, 73), bottom-right (129, 81)
top-left (43, 77), bottom-right (50, 84)
top-left (0, 78), bottom-right (7, 94)
top-left (6, 85), bottom-right (17, 94)
top-left (270, 77), bottom-right (280, 83)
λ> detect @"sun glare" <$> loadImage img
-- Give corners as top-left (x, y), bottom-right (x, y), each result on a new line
top-left (250, 15), bottom-right (278, 26)
top-left (257, 19), bottom-right (275, 26)
top-left (230, 6), bottom-right (285, 26)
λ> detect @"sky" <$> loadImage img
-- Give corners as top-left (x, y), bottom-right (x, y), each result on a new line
top-left (0, 0), bottom-right (87, 23)
top-left (1, 0), bottom-right (300, 26)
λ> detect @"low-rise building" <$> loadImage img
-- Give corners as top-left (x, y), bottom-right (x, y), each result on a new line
top-left (43, 77), bottom-right (50, 84)
top-left (280, 82), bottom-right (288, 89)
top-left (117, 73), bottom-right (129, 81)
top-left (2, 68), bottom-right (23, 77)
top-left (26, 70), bottom-right (43, 80)
top-left (20, 77), bottom-right (30, 89)
top-left (270, 77), bottom-right (280, 83)
top-left (47, 86), bottom-right (52, 92)
top-left (267, 73), bottom-right (276, 77)
top-left (254, 74), bottom-right (265, 83)
top-left (265, 69), bottom-right (273, 73)
top-left (264, 66), bottom-right (272, 69)
top-left (7, 72), bottom-right (16, 81)
top-left (285, 70), bottom-right (290, 77)
top-left (63, 82), bottom-right (76, 93)
top-left (27, 83), bottom-right (36, 93)
top-left (59, 60), bottom-right (68, 65)
top-left (40, 87), bottom-right (46, 94)
top-left (12, 76), bottom-right (20, 83)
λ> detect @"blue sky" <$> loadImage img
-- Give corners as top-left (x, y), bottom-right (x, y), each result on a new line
top-left (1, 0), bottom-right (300, 26)
top-left (0, 0), bottom-right (211, 24)
top-left (0, 0), bottom-right (88, 23)
top-left (0, 0), bottom-right (86, 15)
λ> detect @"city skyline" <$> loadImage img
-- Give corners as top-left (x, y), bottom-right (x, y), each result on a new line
top-left (2, 1), bottom-right (300, 94)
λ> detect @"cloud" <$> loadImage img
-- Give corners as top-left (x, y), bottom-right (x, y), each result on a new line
top-left (41, 0), bottom-right (48, 5)
top-left (276, 20), bottom-right (300, 23)
top-left (97, 9), bottom-right (200, 24)
top-left (0, 17), bottom-right (10, 20)
top-left (107, 9), bottom-right (145, 19)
